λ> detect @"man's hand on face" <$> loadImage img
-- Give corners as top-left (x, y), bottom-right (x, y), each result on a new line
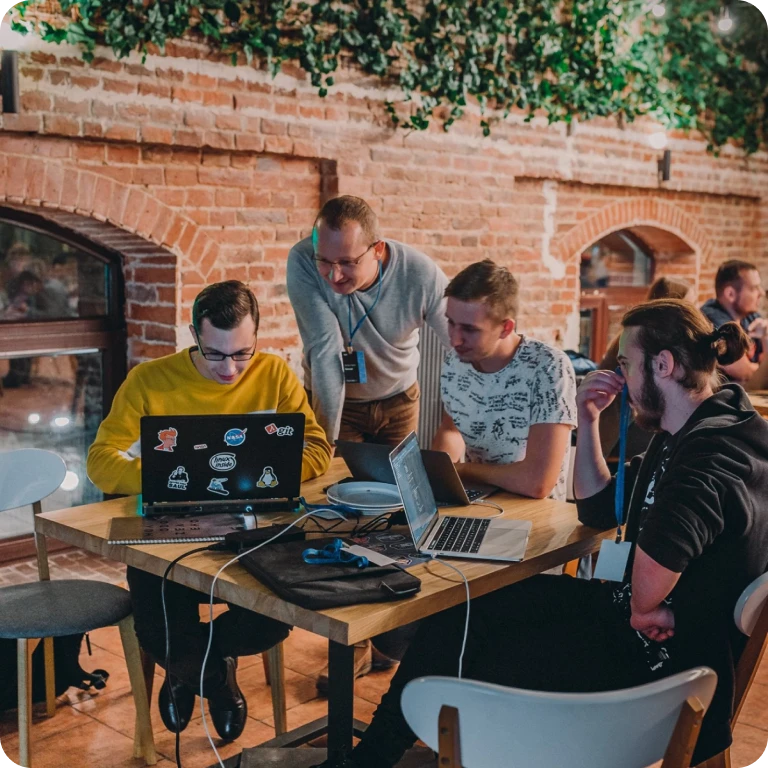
top-left (630, 604), bottom-right (675, 643)
top-left (575, 370), bottom-right (624, 425)
top-left (748, 317), bottom-right (768, 340)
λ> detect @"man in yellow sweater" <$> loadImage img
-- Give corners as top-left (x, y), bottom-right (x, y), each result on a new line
top-left (87, 280), bottom-right (331, 741)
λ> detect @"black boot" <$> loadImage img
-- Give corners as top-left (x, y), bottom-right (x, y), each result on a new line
top-left (158, 675), bottom-right (196, 733)
top-left (208, 657), bottom-right (247, 741)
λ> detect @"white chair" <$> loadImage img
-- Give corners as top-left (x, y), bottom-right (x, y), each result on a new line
top-left (0, 449), bottom-right (156, 767)
top-left (699, 572), bottom-right (768, 768)
top-left (401, 668), bottom-right (717, 768)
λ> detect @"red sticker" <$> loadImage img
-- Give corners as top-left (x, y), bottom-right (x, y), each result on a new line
top-left (155, 427), bottom-right (178, 453)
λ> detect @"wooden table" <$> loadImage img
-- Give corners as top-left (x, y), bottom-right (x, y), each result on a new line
top-left (748, 390), bottom-right (768, 417)
top-left (36, 459), bottom-right (610, 766)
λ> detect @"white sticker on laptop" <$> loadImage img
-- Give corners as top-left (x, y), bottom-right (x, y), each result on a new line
top-left (257, 466), bottom-right (279, 488)
top-left (155, 427), bottom-right (178, 453)
top-left (167, 466), bottom-right (189, 490)
top-left (265, 423), bottom-right (294, 437)
top-left (224, 428), bottom-right (247, 447)
top-left (207, 477), bottom-right (230, 496)
top-left (194, 443), bottom-right (208, 450)
top-left (210, 452), bottom-right (236, 471)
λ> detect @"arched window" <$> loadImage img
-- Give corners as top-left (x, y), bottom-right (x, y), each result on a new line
top-left (580, 230), bottom-right (655, 289)
top-left (0, 208), bottom-right (126, 561)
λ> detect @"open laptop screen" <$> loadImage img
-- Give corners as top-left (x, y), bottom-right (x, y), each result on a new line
top-left (389, 432), bottom-right (439, 548)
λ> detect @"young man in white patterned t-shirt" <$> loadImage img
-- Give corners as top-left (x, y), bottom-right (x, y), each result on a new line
top-left (433, 259), bottom-right (577, 501)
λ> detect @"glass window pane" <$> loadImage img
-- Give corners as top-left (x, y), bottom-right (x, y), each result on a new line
top-left (0, 350), bottom-right (104, 539)
top-left (0, 223), bottom-right (108, 321)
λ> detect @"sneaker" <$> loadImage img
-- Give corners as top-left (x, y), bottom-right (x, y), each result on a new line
top-left (315, 639), bottom-right (396, 695)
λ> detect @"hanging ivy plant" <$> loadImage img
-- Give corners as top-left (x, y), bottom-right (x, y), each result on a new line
top-left (9, 0), bottom-right (768, 153)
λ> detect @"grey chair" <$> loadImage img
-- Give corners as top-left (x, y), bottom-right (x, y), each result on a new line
top-left (0, 449), bottom-right (156, 766)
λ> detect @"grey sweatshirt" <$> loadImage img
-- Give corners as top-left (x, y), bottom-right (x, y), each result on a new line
top-left (286, 237), bottom-right (450, 441)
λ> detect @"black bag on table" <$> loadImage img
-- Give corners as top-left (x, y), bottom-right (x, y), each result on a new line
top-left (0, 633), bottom-right (109, 711)
top-left (239, 536), bottom-right (422, 610)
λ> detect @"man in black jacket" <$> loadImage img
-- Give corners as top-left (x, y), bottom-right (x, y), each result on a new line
top-left (318, 299), bottom-right (768, 768)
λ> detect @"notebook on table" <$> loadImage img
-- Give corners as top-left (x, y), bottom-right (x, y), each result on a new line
top-left (389, 432), bottom-right (531, 562)
top-left (139, 413), bottom-right (305, 516)
top-left (107, 512), bottom-right (256, 545)
top-left (335, 439), bottom-right (497, 506)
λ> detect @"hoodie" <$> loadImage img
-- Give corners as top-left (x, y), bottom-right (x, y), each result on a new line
top-left (577, 384), bottom-right (768, 761)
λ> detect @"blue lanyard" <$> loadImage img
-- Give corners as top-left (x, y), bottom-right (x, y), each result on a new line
top-left (614, 381), bottom-right (630, 542)
top-left (347, 261), bottom-right (382, 349)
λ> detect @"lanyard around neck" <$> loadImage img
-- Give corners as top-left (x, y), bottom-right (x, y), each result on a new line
top-left (614, 381), bottom-right (630, 542)
top-left (347, 261), bottom-right (382, 348)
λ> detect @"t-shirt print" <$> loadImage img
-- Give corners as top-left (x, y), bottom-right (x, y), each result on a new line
top-left (440, 337), bottom-right (577, 500)
top-left (613, 440), bottom-right (674, 673)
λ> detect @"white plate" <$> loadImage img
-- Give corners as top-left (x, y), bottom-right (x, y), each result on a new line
top-left (326, 481), bottom-right (403, 514)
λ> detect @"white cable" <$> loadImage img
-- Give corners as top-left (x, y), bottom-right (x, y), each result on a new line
top-left (469, 499), bottom-right (504, 518)
top-left (199, 509), bottom-right (316, 767)
top-left (429, 556), bottom-right (471, 679)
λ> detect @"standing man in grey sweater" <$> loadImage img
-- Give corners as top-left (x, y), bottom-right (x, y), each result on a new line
top-left (287, 195), bottom-right (450, 446)
top-left (287, 195), bottom-right (450, 690)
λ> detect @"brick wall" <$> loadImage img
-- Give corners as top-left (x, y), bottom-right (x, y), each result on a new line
top-left (1, 36), bottom-right (766, 373)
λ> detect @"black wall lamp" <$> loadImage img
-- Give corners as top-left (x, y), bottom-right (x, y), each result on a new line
top-left (0, 49), bottom-right (19, 114)
top-left (658, 149), bottom-right (671, 182)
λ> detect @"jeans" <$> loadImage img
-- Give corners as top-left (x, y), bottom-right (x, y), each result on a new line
top-left (126, 566), bottom-right (291, 692)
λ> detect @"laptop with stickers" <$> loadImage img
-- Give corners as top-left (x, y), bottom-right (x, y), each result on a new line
top-left (139, 413), bottom-right (305, 516)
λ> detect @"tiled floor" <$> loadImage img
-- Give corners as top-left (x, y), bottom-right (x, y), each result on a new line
top-left (0, 550), bottom-right (766, 767)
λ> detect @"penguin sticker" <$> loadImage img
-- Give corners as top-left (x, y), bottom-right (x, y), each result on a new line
top-left (256, 466), bottom-right (279, 488)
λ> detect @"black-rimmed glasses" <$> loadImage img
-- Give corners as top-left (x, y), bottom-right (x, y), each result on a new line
top-left (197, 345), bottom-right (257, 362)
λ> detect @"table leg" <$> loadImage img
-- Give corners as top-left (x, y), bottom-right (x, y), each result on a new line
top-left (326, 641), bottom-right (355, 764)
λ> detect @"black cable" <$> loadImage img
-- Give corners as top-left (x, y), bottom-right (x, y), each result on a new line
top-left (161, 545), bottom-right (215, 768)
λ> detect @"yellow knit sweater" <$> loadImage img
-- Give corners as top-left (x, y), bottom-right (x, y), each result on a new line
top-left (87, 348), bottom-right (332, 495)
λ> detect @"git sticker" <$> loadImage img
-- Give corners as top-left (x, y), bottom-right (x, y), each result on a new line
top-left (155, 427), bottom-right (178, 452)
top-left (167, 466), bottom-right (189, 490)
top-left (207, 478), bottom-right (229, 496)
top-left (210, 452), bottom-right (236, 471)
top-left (265, 423), bottom-right (294, 437)
top-left (224, 428), bottom-right (247, 447)
top-left (257, 466), bottom-right (279, 488)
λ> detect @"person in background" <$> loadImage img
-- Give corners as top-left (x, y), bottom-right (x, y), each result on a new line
top-left (87, 280), bottom-right (331, 742)
top-left (700, 260), bottom-right (767, 384)
top-left (598, 276), bottom-right (695, 457)
top-left (286, 195), bottom-right (451, 688)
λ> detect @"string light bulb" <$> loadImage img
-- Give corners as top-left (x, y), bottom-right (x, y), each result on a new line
top-left (651, 2), bottom-right (666, 17)
top-left (717, 6), bottom-right (734, 32)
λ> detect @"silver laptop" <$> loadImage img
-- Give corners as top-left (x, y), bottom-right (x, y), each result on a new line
top-left (389, 433), bottom-right (531, 562)
top-left (335, 439), bottom-right (497, 506)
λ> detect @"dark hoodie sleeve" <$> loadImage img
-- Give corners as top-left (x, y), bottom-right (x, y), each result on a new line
top-left (636, 440), bottom-right (740, 572)
top-left (576, 453), bottom-right (644, 529)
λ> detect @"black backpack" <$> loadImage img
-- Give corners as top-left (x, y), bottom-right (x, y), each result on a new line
top-left (0, 633), bottom-right (110, 711)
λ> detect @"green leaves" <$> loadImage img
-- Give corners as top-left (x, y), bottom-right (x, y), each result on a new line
top-left (8, 0), bottom-right (767, 153)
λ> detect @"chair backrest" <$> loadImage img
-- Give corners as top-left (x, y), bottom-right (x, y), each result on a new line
top-left (401, 668), bottom-right (717, 768)
top-left (0, 449), bottom-right (67, 512)
top-left (732, 572), bottom-right (768, 724)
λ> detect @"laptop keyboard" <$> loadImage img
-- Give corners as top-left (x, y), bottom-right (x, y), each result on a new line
top-left (431, 516), bottom-right (490, 554)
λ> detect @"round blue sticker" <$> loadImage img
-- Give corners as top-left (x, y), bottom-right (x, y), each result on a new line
top-left (224, 428), bottom-right (247, 447)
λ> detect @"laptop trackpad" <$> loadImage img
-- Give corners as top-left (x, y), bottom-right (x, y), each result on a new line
top-left (479, 520), bottom-right (531, 560)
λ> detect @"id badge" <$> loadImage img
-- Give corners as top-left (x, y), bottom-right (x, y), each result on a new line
top-left (342, 349), bottom-right (367, 384)
top-left (592, 539), bottom-right (632, 582)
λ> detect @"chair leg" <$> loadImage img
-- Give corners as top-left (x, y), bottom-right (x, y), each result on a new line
top-left (118, 615), bottom-right (157, 766)
top-left (265, 643), bottom-right (287, 736)
top-left (437, 704), bottom-right (462, 768)
top-left (140, 649), bottom-right (155, 705)
top-left (661, 695), bottom-right (705, 768)
top-left (17, 638), bottom-right (34, 768)
top-left (262, 652), bottom-right (271, 685)
top-left (42, 637), bottom-right (56, 718)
